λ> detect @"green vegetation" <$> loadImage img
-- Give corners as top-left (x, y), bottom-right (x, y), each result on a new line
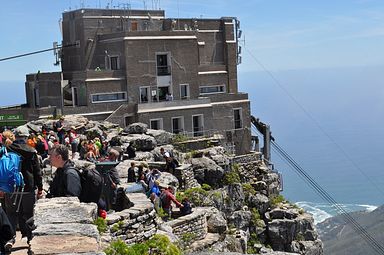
top-left (177, 187), bottom-right (208, 206)
top-left (93, 217), bottom-right (107, 234)
top-left (242, 183), bottom-right (256, 196)
top-left (104, 235), bottom-right (182, 255)
top-left (296, 233), bottom-right (305, 241)
top-left (251, 208), bottom-right (265, 228)
top-left (201, 183), bottom-right (212, 191)
top-left (270, 194), bottom-right (285, 207)
top-left (180, 232), bottom-right (196, 248)
top-left (247, 233), bottom-right (260, 254)
top-left (110, 220), bottom-right (124, 233)
top-left (223, 170), bottom-right (241, 185)
top-left (172, 134), bottom-right (189, 144)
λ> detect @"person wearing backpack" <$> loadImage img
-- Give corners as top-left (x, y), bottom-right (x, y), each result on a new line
top-left (0, 206), bottom-right (15, 253)
top-left (159, 186), bottom-right (183, 220)
top-left (2, 129), bottom-right (43, 247)
top-left (47, 144), bottom-right (82, 198)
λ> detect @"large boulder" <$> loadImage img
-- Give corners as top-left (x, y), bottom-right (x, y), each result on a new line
top-left (62, 115), bottom-right (89, 129)
top-left (124, 123), bottom-right (148, 134)
top-left (207, 212), bottom-right (227, 234)
top-left (146, 129), bottom-right (173, 145)
top-left (247, 193), bottom-right (270, 215)
top-left (156, 172), bottom-right (179, 189)
top-left (229, 210), bottom-right (252, 230)
top-left (132, 134), bottom-right (157, 151)
top-left (134, 151), bottom-right (155, 161)
top-left (191, 157), bottom-right (224, 187)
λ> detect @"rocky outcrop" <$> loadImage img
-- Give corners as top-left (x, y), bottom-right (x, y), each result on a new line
top-left (26, 116), bottom-right (322, 255)
top-left (31, 197), bottom-right (101, 255)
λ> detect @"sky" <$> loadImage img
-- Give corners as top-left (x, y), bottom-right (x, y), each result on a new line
top-left (1, 0), bottom-right (384, 205)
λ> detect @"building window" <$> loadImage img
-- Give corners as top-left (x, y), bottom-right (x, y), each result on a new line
top-left (156, 54), bottom-right (170, 76)
top-left (140, 87), bottom-right (150, 103)
top-left (108, 55), bottom-right (120, 70)
top-left (192, 114), bottom-right (204, 137)
top-left (234, 108), bottom-right (242, 129)
top-left (150, 118), bottom-right (163, 130)
top-left (172, 116), bottom-right (184, 134)
top-left (199, 85), bottom-right (226, 95)
top-left (91, 92), bottom-right (127, 103)
top-left (34, 88), bottom-right (40, 107)
top-left (180, 84), bottom-right (190, 99)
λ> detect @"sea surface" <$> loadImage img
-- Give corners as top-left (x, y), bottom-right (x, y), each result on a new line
top-left (239, 65), bottom-right (384, 224)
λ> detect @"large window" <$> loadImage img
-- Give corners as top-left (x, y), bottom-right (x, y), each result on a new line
top-left (156, 54), bottom-right (171, 76)
top-left (91, 92), bottom-right (127, 103)
top-left (180, 84), bottom-right (190, 99)
top-left (234, 108), bottom-right (242, 129)
top-left (199, 85), bottom-right (226, 95)
top-left (172, 117), bottom-right (184, 134)
top-left (192, 114), bottom-right (204, 137)
top-left (150, 118), bottom-right (163, 130)
top-left (108, 55), bottom-right (120, 70)
top-left (140, 87), bottom-right (150, 103)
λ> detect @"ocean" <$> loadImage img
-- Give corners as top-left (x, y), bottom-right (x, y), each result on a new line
top-left (239, 65), bottom-right (384, 224)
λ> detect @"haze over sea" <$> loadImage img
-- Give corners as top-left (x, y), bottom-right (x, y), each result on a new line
top-left (239, 65), bottom-right (384, 223)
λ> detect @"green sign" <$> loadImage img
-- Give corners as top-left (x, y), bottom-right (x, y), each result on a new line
top-left (0, 114), bottom-right (24, 121)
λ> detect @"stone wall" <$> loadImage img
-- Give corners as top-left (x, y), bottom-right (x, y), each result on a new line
top-left (31, 197), bottom-right (101, 255)
top-left (168, 208), bottom-right (208, 243)
top-left (104, 193), bottom-right (157, 245)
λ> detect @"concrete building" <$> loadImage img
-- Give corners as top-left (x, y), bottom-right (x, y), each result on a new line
top-left (1, 8), bottom-right (251, 154)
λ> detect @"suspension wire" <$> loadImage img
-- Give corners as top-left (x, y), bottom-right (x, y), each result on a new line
top-left (270, 139), bottom-right (384, 255)
top-left (243, 46), bottom-right (384, 198)
top-left (250, 124), bottom-right (384, 254)
top-left (0, 43), bottom-right (77, 62)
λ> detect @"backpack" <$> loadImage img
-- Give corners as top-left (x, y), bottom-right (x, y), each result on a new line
top-left (0, 146), bottom-right (24, 193)
top-left (159, 191), bottom-right (168, 208)
top-left (76, 168), bottom-right (103, 204)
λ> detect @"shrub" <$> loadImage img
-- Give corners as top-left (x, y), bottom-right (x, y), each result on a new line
top-left (223, 170), bottom-right (241, 185)
top-left (183, 187), bottom-right (208, 206)
top-left (104, 235), bottom-right (181, 255)
top-left (242, 183), bottom-right (256, 196)
top-left (201, 183), bottom-right (212, 191)
top-left (270, 194), bottom-right (285, 207)
top-left (93, 217), bottom-right (107, 234)
top-left (247, 233), bottom-right (260, 254)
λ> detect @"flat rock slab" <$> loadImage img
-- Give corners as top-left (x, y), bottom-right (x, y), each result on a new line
top-left (30, 235), bottom-right (100, 255)
top-left (33, 223), bottom-right (99, 240)
top-left (34, 197), bottom-right (97, 225)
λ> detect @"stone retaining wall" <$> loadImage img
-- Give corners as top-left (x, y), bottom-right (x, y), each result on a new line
top-left (232, 152), bottom-right (262, 164)
top-left (105, 193), bottom-right (157, 245)
top-left (168, 209), bottom-right (208, 243)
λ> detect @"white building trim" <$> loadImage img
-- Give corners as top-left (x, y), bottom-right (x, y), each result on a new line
top-left (138, 103), bottom-right (212, 113)
top-left (85, 77), bottom-right (125, 82)
top-left (211, 99), bottom-right (250, 105)
top-left (198, 70), bottom-right (227, 75)
top-left (100, 35), bottom-right (197, 43)
top-left (226, 40), bottom-right (236, 43)
top-left (83, 15), bottom-right (164, 20)
top-left (198, 29), bottom-right (221, 33)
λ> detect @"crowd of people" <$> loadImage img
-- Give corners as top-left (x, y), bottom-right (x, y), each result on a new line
top-left (0, 118), bottom-right (191, 253)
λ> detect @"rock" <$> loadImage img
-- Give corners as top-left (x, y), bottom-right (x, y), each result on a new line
top-left (268, 219), bottom-right (297, 251)
top-left (146, 129), bottom-right (173, 145)
top-left (156, 172), bottom-right (179, 189)
top-left (73, 159), bottom-right (96, 171)
top-left (62, 115), bottom-right (89, 129)
top-left (248, 193), bottom-right (269, 216)
top-left (152, 145), bottom-right (175, 161)
top-left (290, 240), bottom-right (323, 255)
top-left (132, 134), bottom-right (157, 151)
top-left (124, 123), bottom-right (148, 134)
top-left (229, 211), bottom-right (252, 230)
top-left (227, 184), bottom-right (245, 212)
top-left (134, 151), bottom-right (155, 161)
top-left (34, 197), bottom-right (97, 226)
top-left (207, 212), bottom-right (227, 234)
top-left (191, 157), bottom-right (224, 187)
top-left (30, 235), bottom-right (100, 255)
top-left (84, 126), bottom-right (104, 139)
top-left (33, 223), bottom-right (99, 240)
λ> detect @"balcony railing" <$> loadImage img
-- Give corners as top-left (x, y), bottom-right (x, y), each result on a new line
top-left (157, 65), bottom-right (171, 76)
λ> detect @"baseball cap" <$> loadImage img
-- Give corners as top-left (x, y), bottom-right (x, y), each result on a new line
top-left (14, 126), bottom-right (30, 137)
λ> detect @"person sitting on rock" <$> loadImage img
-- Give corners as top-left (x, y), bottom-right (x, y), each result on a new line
top-left (127, 162), bottom-right (136, 183)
